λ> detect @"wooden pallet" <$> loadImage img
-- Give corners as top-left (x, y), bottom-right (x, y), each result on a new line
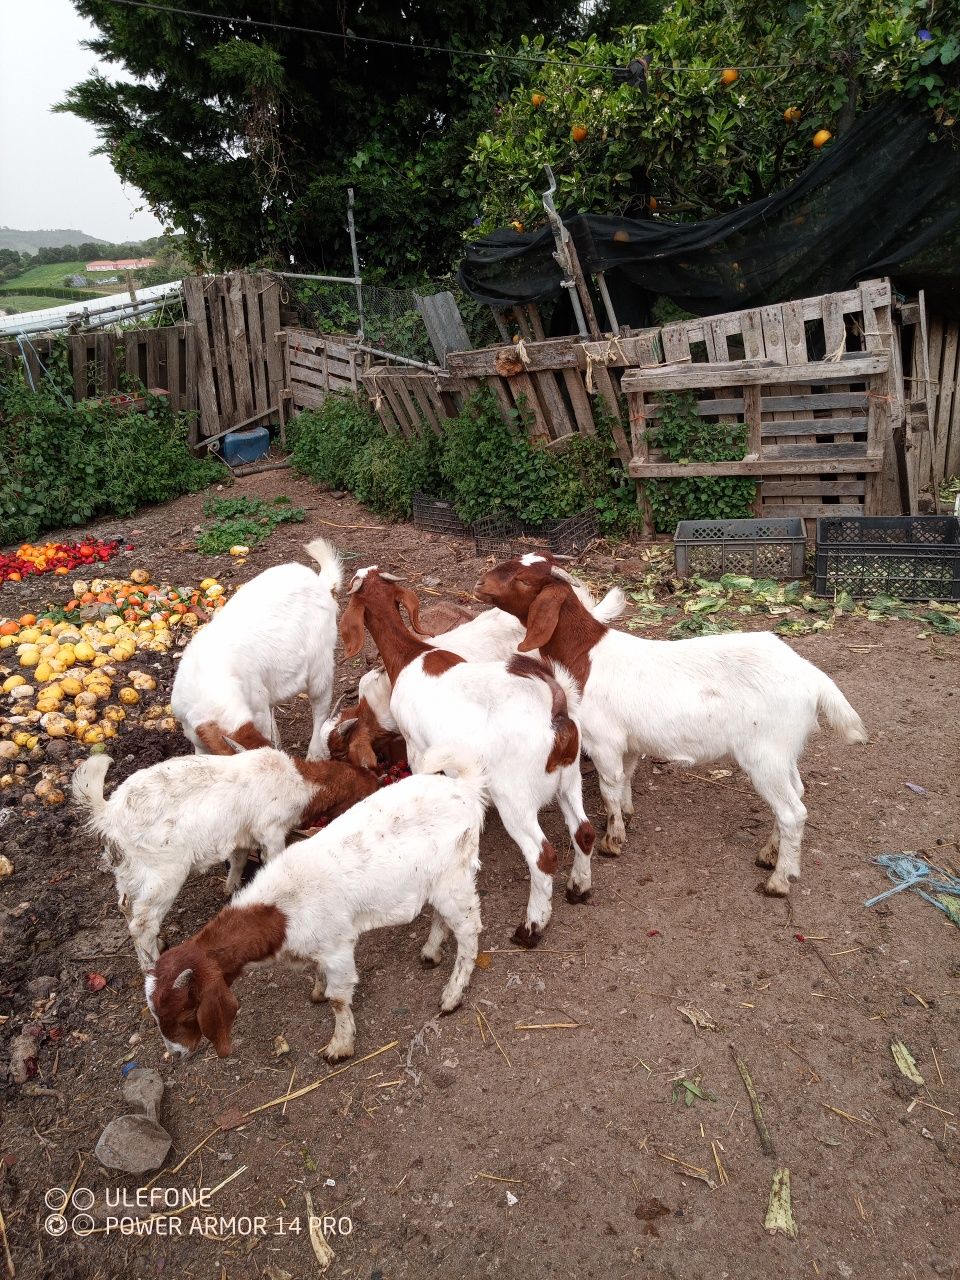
top-left (284, 329), bottom-right (360, 410)
top-left (623, 354), bottom-right (889, 532)
top-left (182, 273), bottom-right (283, 439)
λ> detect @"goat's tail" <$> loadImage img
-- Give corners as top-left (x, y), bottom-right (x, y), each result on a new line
top-left (591, 586), bottom-right (626, 625)
top-left (71, 754), bottom-right (113, 820)
top-left (817, 676), bottom-right (868, 744)
top-left (506, 654), bottom-right (581, 772)
top-left (418, 747), bottom-right (488, 833)
top-left (304, 538), bottom-right (344, 596)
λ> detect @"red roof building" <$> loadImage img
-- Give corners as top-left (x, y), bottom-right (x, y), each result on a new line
top-left (85, 258), bottom-right (157, 272)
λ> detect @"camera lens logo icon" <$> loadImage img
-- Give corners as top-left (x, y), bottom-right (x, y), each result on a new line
top-left (43, 1188), bottom-right (96, 1235)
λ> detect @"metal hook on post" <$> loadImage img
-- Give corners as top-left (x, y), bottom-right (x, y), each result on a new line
top-left (541, 166), bottom-right (600, 339)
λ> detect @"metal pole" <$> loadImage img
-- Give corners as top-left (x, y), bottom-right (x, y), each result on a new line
top-left (347, 187), bottom-right (365, 341)
top-left (355, 343), bottom-right (441, 373)
top-left (274, 271), bottom-right (360, 285)
top-left (595, 271), bottom-right (620, 334)
top-left (541, 166), bottom-right (589, 339)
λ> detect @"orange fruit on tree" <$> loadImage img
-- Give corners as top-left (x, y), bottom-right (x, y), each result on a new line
top-left (783, 107), bottom-right (802, 123)
top-left (720, 68), bottom-right (739, 85)
top-left (812, 128), bottom-right (832, 148)
top-left (531, 92), bottom-right (545, 108)
top-left (571, 123), bottom-right (588, 143)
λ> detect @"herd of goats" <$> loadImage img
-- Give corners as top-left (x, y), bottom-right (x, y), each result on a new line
top-left (69, 538), bottom-right (867, 1063)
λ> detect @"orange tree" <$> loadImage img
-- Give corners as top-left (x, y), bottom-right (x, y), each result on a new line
top-left (466, 0), bottom-right (960, 230)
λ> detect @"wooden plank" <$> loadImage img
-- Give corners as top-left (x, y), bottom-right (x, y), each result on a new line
top-left (122, 331), bottom-right (140, 390)
top-left (759, 306), bottom-right (787, 366)
top-left (289, 382), bottom-right (328, 411)
top-left (933, 322), bottom-right (958, 489)
top-left (762, 479), bottom-right (866, 497)
top-left (534, 370), bottom-right (576, 439)
top-left (589, 363), bottom-right (630, 464)
top-left (948, 340), bottom-right (960, 480)
top-left (408, 379), bottom-right (440, 431)
top-left (209, 277), bottom-right (235, 426)
top-left (165, 326), bottom-right (181, 406)
top-left (761, 391), bottom-right (868, 412)
top-left (96, 332), bottom-right (117, 397)
top-left (743, 383), bottom-right (762, 514)
top-left (705, 317), bottom-right (730, 362)
top-left (561, 368), bottom-right (597, 435)
top-left (447, 337), bottom-right (582, 377)
top-left (243, 274), bottom-right (268, 414)
top-left (507, 370), bottom-right (550, 441)
top-left (483, 374), bottom-right (518, 423)
top-left (414, 290), bottom-right (472, 365)
top-left (765, 441), bottom-right (874, 462)
top-left (740, 310), bottom-right (766, 361)
top-left (182, 278), bottom-right (220, 437)
top-left (380, 379), bottom-right (412, 437)
top-left (183, 323), bottom-right (198, 441)
top-left (858, 282), bottom-right (898, 515)
top-left (759, 417), bottom-right (866, 437)
top-left (226, 274), bottom-right (254, 421)
top-left (761, 503), bottom-right (865, 519)
top-left (261, 276), bottom-right (283, 410)
top-left (621, 356), bottom-right (888, 394)
top-left (821, 292), bottom-right (846, 362)
top-left (781, 300), bottom-right (807, 366)
top-left (646, 396), bottom-right (745, 418)
top-left (661, 323), bottom-right (692, 363)
top-left (527, 304), bottom-right (546, 342)
top-left (629, 454), bottom-right (882, 478)
top-left (146, 329), bottom-right (163, 390)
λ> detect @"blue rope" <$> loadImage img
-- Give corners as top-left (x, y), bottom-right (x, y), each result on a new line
top-left (864, 853), bottom-right (960, 917)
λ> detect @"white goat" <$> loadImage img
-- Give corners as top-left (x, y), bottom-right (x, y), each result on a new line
top-left (145, 748), bottom-right (486, 1062)
top-left (72, 749), bottom-right (378, 968)
top-left (320, 584), bottom-right (625, 761)
top-left (476, 553), bottom-right (868, 896)
top-left (171, 539), bottom-right (342, 758)
top-left (338, 569), bottom-right (598, 946)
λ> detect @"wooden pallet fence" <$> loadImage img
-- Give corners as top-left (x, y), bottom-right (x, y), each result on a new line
top-left (182, 272), bottom-right (283, 439)
top-left (444, 329), bottom-right (661, 461)
top-left (360, 365), bottom-right (459, 436)
top-left (624, 352), bottom-right (890, 532)
top-left (907, 301), bottom-right (960, 504)
top-left (284, 329), bottom-right (361, 411)
top-left (0, 327), bottom-right (197, 418)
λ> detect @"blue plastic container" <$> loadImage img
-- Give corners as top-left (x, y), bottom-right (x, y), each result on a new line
top-left (221, 426), bottom-right (271, 465)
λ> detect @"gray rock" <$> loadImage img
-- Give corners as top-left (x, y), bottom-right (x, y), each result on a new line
top-left (27, 976), bottom-right (58, 998)
top-left (8, 1032), bottom-right (38, 1084)
top-left (95, 1115), bottom-right (172, 1174)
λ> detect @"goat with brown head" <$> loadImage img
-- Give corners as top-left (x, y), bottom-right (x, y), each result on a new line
top-left (338, 567), bottom-right (437, 683)
top-left (475, 553), bottom-right (607, 690)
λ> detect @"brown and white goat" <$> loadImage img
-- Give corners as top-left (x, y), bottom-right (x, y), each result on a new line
top-left (72, 749), bottom-right (378, 968)
top-left (475, 552), bottom-right (867, 895)
top-left (337, 566), bottom-right (595, 946)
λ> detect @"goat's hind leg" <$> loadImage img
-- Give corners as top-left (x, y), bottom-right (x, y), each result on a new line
top-left (592, 744), bottom-right (628, 856)
top-left (497, 804), bottom-right (556, 948)
top-left (430, 878), bottom-right (481, 1013)
top-left (420, 911), bottom-right (449, 966)
top-left (315, 948), bottom-right (359, 1061)
top-left (742, 759), bottom-right (807, 896)
top-left (556, 762), bottom-right (595, 903)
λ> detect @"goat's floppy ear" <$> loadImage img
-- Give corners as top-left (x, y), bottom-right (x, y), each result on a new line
top-left (398, 588), bottom-right (422, 634)
top-left (519, 581), bottom-right (567, 652)
top-left (196, 971), bottom-right (239, 1058)
top-left (338, 595), bottom-right (366, 658)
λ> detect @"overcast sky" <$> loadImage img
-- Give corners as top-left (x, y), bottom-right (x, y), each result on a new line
top-left (0, 0), bottom-right (166, 242)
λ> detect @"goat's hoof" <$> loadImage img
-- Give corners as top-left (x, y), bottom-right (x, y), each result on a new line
top-left (310, 987), bottom-right (326, 1004)
top-left (322, 1041), bottom-right (355, 1063)
top-left (566, 885), bottom-right (591, 905)
top-left (511, 922), bottom-right (543, 949)
top-left (763, 876), bottom-right (791, 897)
top-left (419, 949), bottom-right (442, 968)
top-left (755, 850), bottom-right (777, 869)
top-left (598, 836), bottom-right (623, 858)
top-left (439, 992), bottom-right (463, 1015)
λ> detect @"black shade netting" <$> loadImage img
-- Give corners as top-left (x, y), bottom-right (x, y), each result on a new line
top-left (458, 99), bottom-right (960, 327)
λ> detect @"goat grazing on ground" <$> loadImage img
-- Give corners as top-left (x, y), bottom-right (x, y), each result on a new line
top-left (72, 749), bottom-right (378, 969)
top-left (144, 748), bottom-right (486, 1062)
top-left (336, 566), bottom-right (596, 946)
top-left (321, 585), bottom-right (625, 770)
top-left (475, 552), bottom-right (867, 896)
top-left (170, 539), bottom-right (342, 759)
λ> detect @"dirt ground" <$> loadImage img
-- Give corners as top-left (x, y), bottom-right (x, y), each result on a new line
top-left (1, 470), bottom-right (959, 1280)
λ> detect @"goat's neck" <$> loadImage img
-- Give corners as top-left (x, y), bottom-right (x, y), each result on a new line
top-left (363, 607), bottom-right (431, 685)
top-left (540, 595), bottom-right (607, 688)
top-left (195, 904), bottom-right (288, 984)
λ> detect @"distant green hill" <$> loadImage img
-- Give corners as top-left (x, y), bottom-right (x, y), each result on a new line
top-left (0, 228), bottom-right (107, 254)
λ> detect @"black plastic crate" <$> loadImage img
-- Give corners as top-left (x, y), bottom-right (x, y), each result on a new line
top-left (674, 518), bottom-right (806, 580)
top-left (814, 516), bottom-right (960, 600)
top-left (412, 492), bottom-right (470, 537)
top-left (474, 512), bottom-right (524, 560)
top-left (540, 509), bottom-right (600, 557)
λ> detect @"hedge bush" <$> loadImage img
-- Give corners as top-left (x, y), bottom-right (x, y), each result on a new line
top-left (0, 368), bottom-right (222, 544)
top-left (289, 389), bottom-right (642, 535)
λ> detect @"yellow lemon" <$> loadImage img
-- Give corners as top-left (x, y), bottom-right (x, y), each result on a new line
top-left (74, 641), bottom-right (96, 663)
top-left (118, 687), bottom-right (140, 706)
top-left (33, 662), bottom-right (54, 684)
top-left (60, 676), bottom-right (83, 697)
top-left (18, 646), bottom-right (40, 668)
top-left (18, 628), bottom-right (41, 645)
